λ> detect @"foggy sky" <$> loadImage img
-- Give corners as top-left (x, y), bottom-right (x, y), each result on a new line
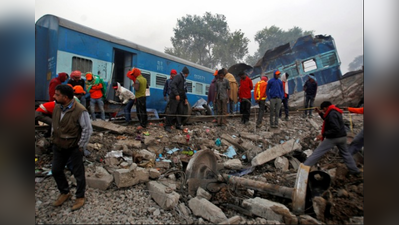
top-left (35, 0), bottom-right (363, 74)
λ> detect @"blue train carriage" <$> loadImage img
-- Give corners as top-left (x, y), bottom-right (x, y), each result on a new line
top-left (248, 34), bottom-right (342, 108)
top-left (35, 14), bottom-right (214, 116)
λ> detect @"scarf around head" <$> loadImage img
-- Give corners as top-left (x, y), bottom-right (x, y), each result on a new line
top-left (126, 68), bottom-right (141, 83)
top-left (320, 104), bottom-right (343, 140)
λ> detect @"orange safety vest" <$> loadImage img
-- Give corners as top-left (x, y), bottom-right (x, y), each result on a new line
top-left (36, 101), bottom-right (56, 115)
top-left (254, 80), bottom-right (267, 101)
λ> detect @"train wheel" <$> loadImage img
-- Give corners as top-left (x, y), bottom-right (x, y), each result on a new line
top-left (182, 102), bottom-right (192, 125)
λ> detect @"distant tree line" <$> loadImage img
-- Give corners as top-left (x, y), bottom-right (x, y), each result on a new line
top-left (165, 12), bottom-right (314, 69)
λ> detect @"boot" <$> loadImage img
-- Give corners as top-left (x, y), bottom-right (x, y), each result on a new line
top-left (53, 193), bottom-right (71, 206)
top-left (71, 197), bottom-right (85, 211)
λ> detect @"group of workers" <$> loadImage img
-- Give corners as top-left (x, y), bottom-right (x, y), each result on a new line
top-left (35, 66), bottom-right (363, 212)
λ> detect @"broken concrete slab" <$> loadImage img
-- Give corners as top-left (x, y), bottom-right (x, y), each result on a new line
top-left (258, 131), bottom-right (274, 139)
top-left (113, 164), bottom-right (149, 188)
top-left (270, 205), bottom-right (298, 224)
top-left (274, 156), bottom-right (289, 172)
top-left (223, 159), bottom-right (243, 170)
top-left (147, 181), bottom-right (180, 210)
top-left (178, 202), bottom-right (192, 217)
top-left (251, 139), bottom-right (302, 167)
top-left (91, 120), bottom-right (129, 134)
top-left (188, 197), bottom-right (228, 223)
top-left (242, 197), bottom-right (291, 223)
top-left (85, 166), bottom-right (114, 191)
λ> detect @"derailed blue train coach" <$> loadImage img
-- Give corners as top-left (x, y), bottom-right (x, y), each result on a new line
top-left (249, 34), bottom-right (342, 100)
top-left (35, 14), bottom-right (214, 113)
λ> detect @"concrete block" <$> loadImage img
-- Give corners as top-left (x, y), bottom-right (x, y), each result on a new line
top-left (298, 215), bottom-right (323, 224)
top-left (143, 136), bottom-right (157, 146)
top-left (149, 168), bottom-right (161, 179)
top-left (196, 187), bottom-right (212, 200)
top-left (85, 166), bottom-right (114, 191)
top-left (312, 196), bottom-right (326, 222)
top-left (188, 197), bottom-right (227, 223)
top-left (223, 159), bottom-right (243, 170)
top-left (155, 161), bottom-right (170, 170)
top-left (147, 181), bottom-right (180, 210)
top-left (113, 164), bottom-right (149, 188)
top-left (134, 149), bottom-right (156, 161)
top-left (219, 215), bottom-right (242, 224)
top-left (251, 139), bottom-right (302, 167)
top-left (240, 132), bottom-right (262, 142)
top-left (274, 156), bottom-right (289, 171)
top-left (308, 119), bottom-right (320, 130)
top-left (116, 139), bottom-right (142, 149)
top-left (259, 131), bottom-right (274, 139)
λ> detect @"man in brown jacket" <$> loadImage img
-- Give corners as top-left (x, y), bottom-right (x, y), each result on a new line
top-left (51, 84), bottom-right (93, 211)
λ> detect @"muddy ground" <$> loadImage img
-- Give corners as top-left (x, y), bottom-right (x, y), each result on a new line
top-left (35, 111), bottom-right (364, 224)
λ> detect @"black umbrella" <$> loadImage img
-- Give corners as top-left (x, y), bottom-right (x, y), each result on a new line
top-left (227, 63), bottom-right (253, 81)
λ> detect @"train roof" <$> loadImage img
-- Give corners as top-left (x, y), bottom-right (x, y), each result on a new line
top-left (36, 14), bottom-right (214, 73)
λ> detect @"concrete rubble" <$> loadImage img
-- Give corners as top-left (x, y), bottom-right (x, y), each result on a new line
top-left (35, 112), bottom-right (364, 224)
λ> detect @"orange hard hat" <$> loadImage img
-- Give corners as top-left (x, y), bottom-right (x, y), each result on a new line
top-left (73, 85), bottom-right (86, 94)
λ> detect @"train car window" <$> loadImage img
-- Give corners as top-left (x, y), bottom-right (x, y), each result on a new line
top-left (141, 72), bottom-right (151, 87)
top-left (320, 52), bottom-right (337, 67)
top-left (195, 83), bottom-right (203, 95)
top-left (303, 59), bottom-right (317, 72)
top-left (205, 85), bottom-right (210, 95)
top-left (72, 56), bottom-right (92, 73)
top-left (186, 82), bottom-right (192, 93)
top-left (156, 75), bottom-right (167, 88)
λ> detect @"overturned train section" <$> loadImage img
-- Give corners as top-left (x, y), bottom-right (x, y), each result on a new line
top-left (249, 34), bottom-right (363, 108)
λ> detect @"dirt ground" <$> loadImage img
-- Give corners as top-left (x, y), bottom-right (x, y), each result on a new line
top-left (35, 111), bottom-right (364, 224)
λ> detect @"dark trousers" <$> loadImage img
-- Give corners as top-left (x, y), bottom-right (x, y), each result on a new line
top-left (124, 99), bottom-right (135, 122)
top-left (166, 98), bottom-right (184, 128)
top-left (216, 98), bottom-right (228, 125)
top-left (279, 95), bottom-right (289, 118)
top-left (136, 97), bottom-right (148, 127)
top-left (228, 99), bottom-right (235, 114)
top-left (304, 95), bottom-right (315, 116)
top-left (52, 145), bottom-right (85, 198)
top-left (240, 99), bottom-right (251, 123)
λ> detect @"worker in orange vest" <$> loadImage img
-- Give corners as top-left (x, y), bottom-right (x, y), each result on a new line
top-left (254, 76), bottom-right (268, 128)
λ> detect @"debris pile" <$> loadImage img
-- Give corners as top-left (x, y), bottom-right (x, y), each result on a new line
top-left (35, 112), bottom-right (364, 224)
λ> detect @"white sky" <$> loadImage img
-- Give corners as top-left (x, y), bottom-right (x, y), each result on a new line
top-left (35, 0), bottom-right (363, 74)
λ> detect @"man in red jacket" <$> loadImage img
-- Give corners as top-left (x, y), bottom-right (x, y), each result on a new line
top-left (238, 71), bottom-right (253, 124)
top-left (49, 72), bottom-right (68, 101)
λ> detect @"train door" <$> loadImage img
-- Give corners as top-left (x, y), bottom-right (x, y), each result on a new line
top-left (108, 49), bottom-right (134, 100)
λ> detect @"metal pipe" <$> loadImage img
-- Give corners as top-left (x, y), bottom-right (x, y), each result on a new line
top-left (220, 174), bottom-right (294, 199)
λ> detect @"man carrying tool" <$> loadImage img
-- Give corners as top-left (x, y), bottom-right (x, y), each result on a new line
top-left (344, 106), bottom-right (364, 155)
top-left (304, 101), bottom-right (361, 177)
top-left (238, 71), bottom-right (253, 124)
top-left (112, 82), bottom-right (136, 125)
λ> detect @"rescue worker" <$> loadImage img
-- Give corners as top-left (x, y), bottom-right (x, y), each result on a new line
top-left (266, 70), bottom-right (284, 128)
top-left (126, 68), bottom-right (148, 129)
top-left (49, 72), bottom-right (68, 101)
top-left (86, 72), bottom-right (106, 121)
top-left (68, 70), bottom-right (87, 107)
top-left (164, 66), bottom-right (190, 133)
top-left (112, 82), bottom-right (136, 125)
top-left (238, 71), bottom-right (253, 124)
top-left (254, 76), bottom-right (268, 128)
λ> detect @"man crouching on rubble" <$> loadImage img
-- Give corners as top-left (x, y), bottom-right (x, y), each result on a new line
top-left (304, 101), bottom-right (361, 177)
top-left (51, 84), bottom-right (93, 211)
